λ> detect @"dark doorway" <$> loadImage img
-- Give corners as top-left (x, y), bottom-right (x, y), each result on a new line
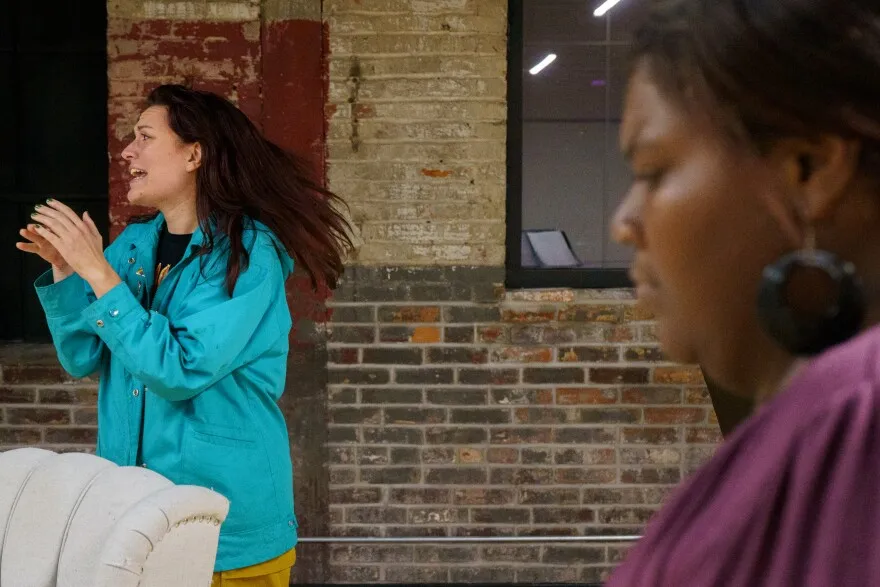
top-left (0, 0), bottom-right (109, 341)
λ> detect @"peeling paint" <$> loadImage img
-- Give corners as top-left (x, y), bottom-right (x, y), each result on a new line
top-left (421, 168), bottom-right (453, 178)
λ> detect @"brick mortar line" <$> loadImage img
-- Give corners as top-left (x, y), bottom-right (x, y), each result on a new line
top-left (327, 159), bottom-right (506, 165)
top-left (330, 466), bottom-right (700, 471)
top-left (327, 138), bottom-right (503, 146)
top-left (331, 32), bottom-right (505, 37)
top-left (325, 308), bottom-right (644, 312)
top-left (331, 447), bottom-right (708, 451)
top-left (329, 403), bottom-right (708, 406)
top-left (0, 425), bottom-right (97, 429)
top-left (0, 402), bottom-right (97, 407)
top-left (334, 360), bottom-right (674, 365)
top-left (327, 75), bottom-right (505, 82)
top-left (334, 505), bottom-right (663, 509)
top-left (329, 491), bottom-right (676, 495)
top-left (326, 385), bottom-right (704, 390)
top-left (328, 302), bottom-right (644, 306)
top-left (326, 422), bottom-right (708, 425)
top-left (332, 363), bottom-right (678, 369)
top-left (327, 52), bottom-right (504, 59)
top-left (346, 220), bottom-right (507, 224)
top-left (327, 178), bottom-right (504, 183)
top-left (325, 96), bottom-right (505, 104)
top-left (325, 11), bottom-right (488, 16)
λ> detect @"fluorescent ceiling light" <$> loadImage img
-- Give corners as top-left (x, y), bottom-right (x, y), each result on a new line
top-left (529, 54), bottom-right (557, 75)
top-left (593, 0), bottom-right (625, 17)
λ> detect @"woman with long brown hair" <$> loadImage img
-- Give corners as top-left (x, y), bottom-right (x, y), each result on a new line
top-left (17, 84), bottom-right (352, 585)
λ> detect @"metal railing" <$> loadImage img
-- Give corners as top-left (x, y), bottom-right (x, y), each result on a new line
top-left (299, 535), bottom-right (642, 544)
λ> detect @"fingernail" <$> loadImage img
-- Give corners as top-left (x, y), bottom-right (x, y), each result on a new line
top-left (30, 213), bottom-right (38, 219)
top-left (46, 198), bottom-right (55, 203)
top-left (34, 204), bottom-right (43, 210)
top-left (34, 224), bottom-right (43, 229)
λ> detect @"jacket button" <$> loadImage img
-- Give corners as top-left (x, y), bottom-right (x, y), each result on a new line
top-left (132, 389), bottom-right (140, 397)
top-left (128, 257), bottom-right (135, 264)
top-left (110, 309), bottom-right (119, 317)
top-left (95, 320), bottom-right (104, 327)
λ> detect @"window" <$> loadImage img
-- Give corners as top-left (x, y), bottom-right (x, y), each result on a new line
top-left (0, 0), bottom-right (108, 341)
top-left (506, 0), bottom-right (645, 288)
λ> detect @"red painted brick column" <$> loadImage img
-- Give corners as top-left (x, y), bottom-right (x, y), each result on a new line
top-left (261, 2), bottom-right (333, 583)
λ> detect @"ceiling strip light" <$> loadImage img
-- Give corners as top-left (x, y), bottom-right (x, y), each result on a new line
top-left (529, 53), bottom-right (557, 75)
top-left (593, 0), bottom-right (624, 17)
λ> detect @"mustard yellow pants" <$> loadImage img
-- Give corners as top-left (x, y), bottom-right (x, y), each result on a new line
top-left (211, 549), bottom-right (295, 587)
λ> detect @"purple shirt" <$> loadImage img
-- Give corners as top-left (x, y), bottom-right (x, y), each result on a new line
top-left (607, 326), bottom-right (880, 586)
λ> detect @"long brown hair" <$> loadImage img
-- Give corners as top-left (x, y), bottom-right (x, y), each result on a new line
top-left (630, 0), bottom-right (880, 177)
top-left (136, 84), bottom-right (352, 293)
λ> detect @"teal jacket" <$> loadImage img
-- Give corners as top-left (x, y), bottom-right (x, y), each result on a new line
top-left (35, 214), bottom-right (297, 571)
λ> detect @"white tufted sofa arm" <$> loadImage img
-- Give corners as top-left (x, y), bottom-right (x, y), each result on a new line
top-left (0, 448), bottom-right (229, 587)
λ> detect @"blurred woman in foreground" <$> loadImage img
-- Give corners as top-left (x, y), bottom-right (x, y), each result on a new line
top-left (608, 0), bottom-right (880, 584)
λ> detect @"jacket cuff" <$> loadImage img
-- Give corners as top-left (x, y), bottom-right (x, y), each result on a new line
top-left (35, 270), bottom-right (95, 319)
top-left (81, 282), bottom-right (149, 346)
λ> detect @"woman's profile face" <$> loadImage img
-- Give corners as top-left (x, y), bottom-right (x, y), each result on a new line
top-left (120, 105), bottom-right (200, 209)
top-left (612, 63), bottom-right (797, 386)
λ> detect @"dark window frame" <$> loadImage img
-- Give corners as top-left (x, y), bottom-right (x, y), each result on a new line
top-left (505, 0), bottom-right (631, 290)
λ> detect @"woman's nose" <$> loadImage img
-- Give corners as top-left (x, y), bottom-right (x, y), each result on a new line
top-left (121, 141), bottom-right (136, 161)
top-left (611, 189), bottom-right (644, 248)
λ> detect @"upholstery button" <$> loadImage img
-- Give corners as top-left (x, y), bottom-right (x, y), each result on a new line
top-left (128, 257), bottom-right (135, 264)
top-left (133, 389), bottom-right (140, 397)
top-left (110, 309), bottom-right (119, 317)
top-left (95, 320), bottom-right (104, 327)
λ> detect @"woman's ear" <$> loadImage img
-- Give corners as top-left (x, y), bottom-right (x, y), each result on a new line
top-left (186, 142), bottom-right (203, 172)
top-left (774, 136), bottom-right (861, 223)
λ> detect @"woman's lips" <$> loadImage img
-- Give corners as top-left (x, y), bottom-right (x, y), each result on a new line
top-left (630, 266), bottom-right (659, 305)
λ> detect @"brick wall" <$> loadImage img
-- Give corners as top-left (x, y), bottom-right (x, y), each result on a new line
top-left (325, 267), bottom-right (720, 583)
top-left (325, 0), bottom-right (508, 266)
top-left (0, 346), bottom-right (98, 451)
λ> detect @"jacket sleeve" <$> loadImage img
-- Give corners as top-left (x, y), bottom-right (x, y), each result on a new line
top-left (35, 270), bottom-right (105, 379)
top-left (79, 257), bottom-right (286, 402)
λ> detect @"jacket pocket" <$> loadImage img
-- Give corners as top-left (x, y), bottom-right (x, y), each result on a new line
top-left (188, 420), bottom-right (256, 448)
top-left (182, 420), bottom-right (276, 533)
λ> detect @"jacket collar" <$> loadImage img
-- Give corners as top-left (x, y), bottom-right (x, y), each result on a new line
top-left (132, 212), bottom-right (213, 254)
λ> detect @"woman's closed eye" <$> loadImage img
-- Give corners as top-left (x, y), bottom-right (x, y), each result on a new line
top-left (634, 169), bottom-right (665, 190)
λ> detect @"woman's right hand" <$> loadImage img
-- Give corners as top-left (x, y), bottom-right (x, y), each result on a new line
top-left (16, 223), bottom-right (74, 281)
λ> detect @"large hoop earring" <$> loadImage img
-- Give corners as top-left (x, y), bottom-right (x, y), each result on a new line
top-left (757, 230), bottom-right (865, 356)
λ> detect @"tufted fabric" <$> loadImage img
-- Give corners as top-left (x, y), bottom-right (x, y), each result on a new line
top-left (0, 448), bottom-right (229, 587)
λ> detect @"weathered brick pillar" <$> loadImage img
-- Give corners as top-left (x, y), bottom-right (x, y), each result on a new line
top-left (261, 2), bottom-right (332, 582)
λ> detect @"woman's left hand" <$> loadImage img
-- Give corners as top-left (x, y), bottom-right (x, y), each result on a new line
top-left (31, 200), bottom-right (122, 297)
